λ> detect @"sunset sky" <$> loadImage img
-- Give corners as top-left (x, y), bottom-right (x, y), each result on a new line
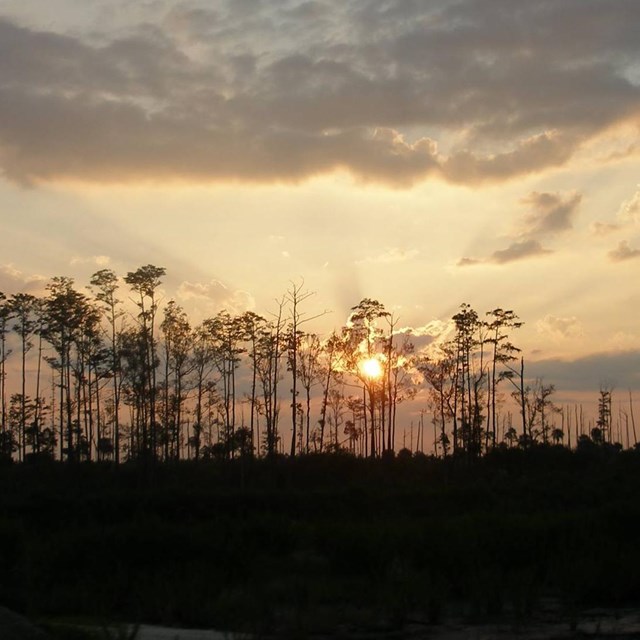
top-left (1, 0), bottom-right (639, 400)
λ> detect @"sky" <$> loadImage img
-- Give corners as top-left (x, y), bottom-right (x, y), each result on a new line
top-left (1, 0), bottom-right (639, 403)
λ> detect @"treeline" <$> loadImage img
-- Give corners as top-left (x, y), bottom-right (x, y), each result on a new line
top-left (0, 266), bottom-right (635, 463)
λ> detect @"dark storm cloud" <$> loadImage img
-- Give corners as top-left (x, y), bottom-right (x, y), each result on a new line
top-left (527, 350), bottom-right (640, 392)
top-left (1, 0), bottom-right (640, 185)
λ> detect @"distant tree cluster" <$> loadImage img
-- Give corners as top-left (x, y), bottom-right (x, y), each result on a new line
top-left (0, 267), bottom-right (636, 463)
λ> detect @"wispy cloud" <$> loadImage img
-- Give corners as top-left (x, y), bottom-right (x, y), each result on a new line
top-left (357, 247), bottom-right (419, 265)
top-left (590, 221), bottom-right (622, 236)
top-left (176, 279), bottom-right (254, 315)
top-left (537, 314), bottom-right (583, 339)
top-left (70, 255), bottom-right (111, 267)
top-left (0, 264), bottom-right (47, 294)
top-left (618, 187), bottom-right (640, 223)
top-left (456, 257), bottom-right (482, 267)
top-left (591, 186), bottom-right (640, 239)
top-left (608, 240), bottom-right (640, 262)
top-left (458, 191), bottom-right (578, 266)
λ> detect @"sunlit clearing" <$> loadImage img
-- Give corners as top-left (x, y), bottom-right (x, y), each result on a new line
top-left (361, 357), bottom-right (383, 380)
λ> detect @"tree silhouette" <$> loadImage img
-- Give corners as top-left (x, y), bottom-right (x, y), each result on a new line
top-left (0, 263), bottom-right (636, 464)
top-left (206, 310), bottom-right (246, 459)
top-left (124, 265), bottom-right (166, 459)
top-left (90, 268), bottom-right (125, 463)
top-left (297, 333), bottom-right (322, 453)
top-left (160, 300), bottom-right (192, 460)
top-left (0, 293), bottom-right (12, 445)
top-left (42, 277), bottom-right (95, 461)
top-left (9, 293), bottom-right (38, 461)
top-left (485, 308), bottom-right (523, 448)
top-left (191, 320), bottom-right (217, 460)
top-left (344, 299), bottom-right (390, 458)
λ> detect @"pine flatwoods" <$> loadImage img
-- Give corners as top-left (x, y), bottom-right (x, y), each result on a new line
top-left (1, 271), bottom-right (632, 466)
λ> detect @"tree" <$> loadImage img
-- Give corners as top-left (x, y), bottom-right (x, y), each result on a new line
top-left (90, 268), bottom-right (125, 463)
top-left (504, 356), bottom-right (528, 443)
top-left (241, 311), bottom-right (267, 454)
top-left (515, 378), bottom-right (560, 444)
top-left (206, 311), bottom-right (246, 458)
top-left (71, 298), bottom-right (105, 461)
top-left (452, 303), bottom-right (485, 456)
top-left (382, 321), bottom-right (416, 452)
top-left (317, 332), bottom-right (343, 454)
top-left (297, 333), bottom-right (323, 453)
top-left (343, 299), bottom-right (390, 458)
top-left (485, 308), bottom-right (523, 448)
top-left (596, 387), bottom-right (613, 444)
top-left (42, 277), bottom-right (93, 462)
top-left (0, 293), bottom-right (12, 446)
top-left (160, 301), bottom-right (192, 460)
top-left (124, 264), bottom-right (166, 459)
top-left (190, 321), bottom-right (217, 460)
top-left (326, 386), bottom-right (346, 451)
top-left (8, 293), bottom-right (38, 461)
top-left (253, 304), bottom-right (285, 457)
top-left (418, 344), bottom-right (458, 458)
top-left (284, 280), bottom-right (325, 457)
top-left (119, 324), bottom-right (149, 458)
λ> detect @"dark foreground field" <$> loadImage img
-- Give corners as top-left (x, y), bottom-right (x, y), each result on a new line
top-left (1, 445), bottom-right (640, 637)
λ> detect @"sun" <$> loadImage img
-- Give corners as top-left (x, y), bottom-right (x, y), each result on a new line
top-left (360, 357), bottom-right (383, 380)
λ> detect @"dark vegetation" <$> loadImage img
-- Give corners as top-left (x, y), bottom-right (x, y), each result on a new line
top-left (2, 445), bottom-right (640, 636)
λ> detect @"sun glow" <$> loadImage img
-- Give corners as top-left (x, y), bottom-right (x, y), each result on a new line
top-left (360, 357), bottom-right (383, 380)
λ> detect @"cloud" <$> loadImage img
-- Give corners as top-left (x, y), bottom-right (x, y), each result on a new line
top-left (392, 320), bottom-right (451, 354)
top-left (356, 247), bottom-right (419, 265)
top-left (608, 240), bottom-right (640, 262)
top-left (458, 190), bottom-right (579, 266)
top-left (70, 255), bottom-right (111, 266)
top-left (176, 279), bottom-right (254, 315)
top-left (603, 141), bottom-right (640, 162)
top-left (519, 191), bottom-right (582, 236)
top-left (0, 264), bottom-right (47, 294)
top-left (396, 320), bottom-right (449, 339)
top-left (591, 186), bottom-right (640, 238)
top-left (527, 349), bottom-right (640, 392)
top-left (537, 314), bottom-right (583, 339)
top-left (590, 221), bottom-right (622, 236)
top-left (2, 0), bottom-right (640, 186)
top-left (458, 240), bottom-right (552, 266)
top-left (457, 257), bottom-right (482, 267)
top-left (618, 187), bottom-right (640, 223)
top-left (442, 132), bottom-right (578, 185)
top-left (490, 239), bottom-right (552, 264)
